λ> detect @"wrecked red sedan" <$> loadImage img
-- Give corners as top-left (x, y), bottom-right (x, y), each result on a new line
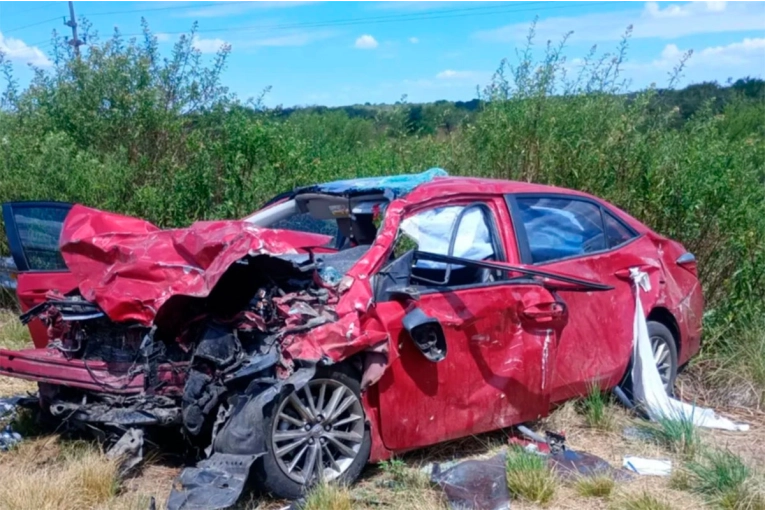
top-left (0, 169), bottom-right (702, 507)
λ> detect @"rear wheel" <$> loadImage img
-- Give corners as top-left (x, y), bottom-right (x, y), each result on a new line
top-left (252, 368), bottom-right (371, 499)
top-left (622, 320), bottom-right (678, 397)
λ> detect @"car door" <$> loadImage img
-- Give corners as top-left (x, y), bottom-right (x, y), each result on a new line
top-left (371, 198), bottom-right (569, 451)
top-left (507, 193), bottom-right (651, 403)
top-left (2, 201), bottom-right (78, 348)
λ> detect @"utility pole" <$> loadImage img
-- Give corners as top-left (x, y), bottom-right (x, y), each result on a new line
top-left (64, 1), bottom-right (84, 57)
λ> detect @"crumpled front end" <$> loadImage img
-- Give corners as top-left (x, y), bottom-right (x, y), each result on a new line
top-left (2, 204), bottom-right (394, 509)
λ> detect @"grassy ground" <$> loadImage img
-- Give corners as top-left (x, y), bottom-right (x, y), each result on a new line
top-left (1, 311), bottom-right (763, 509)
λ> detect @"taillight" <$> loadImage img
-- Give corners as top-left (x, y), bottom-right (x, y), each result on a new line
top-left (676, 252), bottom-right (697, 277)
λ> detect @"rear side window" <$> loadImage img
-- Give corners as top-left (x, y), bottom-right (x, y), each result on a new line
top-left (604, 211), bottom-right (636, 248)
top-left (2, 204), bottom-right (71, 271)
top-left (515, 197), bottom-right (606, 264)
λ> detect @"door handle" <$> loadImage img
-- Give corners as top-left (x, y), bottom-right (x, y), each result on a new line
top-left (521, 302), bottom-right (566, 321)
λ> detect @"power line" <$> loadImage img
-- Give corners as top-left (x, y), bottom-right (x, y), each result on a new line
top-left (3, 16), bottom-right (61, 34)
top-left (117, 2), bottom-right (597, 39)
top-left (13, 3), bottom-right (61, 16)
top-left (31, 1), bottom-right (599, 51)
top-left (78, 1), bottom-right (242, 17)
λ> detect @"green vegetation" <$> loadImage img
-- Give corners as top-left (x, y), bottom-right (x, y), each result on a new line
top-left (0, 21), bottom-right (763, 391)
top-left (505, 446), bottom-right (557, 505)
top-left (378, 458), bottom-right (430, 491)
top-left (579, 383), bottom-right (616, 431)
top-left (637, 415), bottom-right (701, 459)
top-left (685, 449), bottom-right (764, 510)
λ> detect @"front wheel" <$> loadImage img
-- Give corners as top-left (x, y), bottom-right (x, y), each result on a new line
top-left (252, 368), bottom-right (371, 499)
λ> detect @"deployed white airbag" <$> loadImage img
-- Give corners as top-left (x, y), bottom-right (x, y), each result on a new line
top-left (400, 206), bottom-right (494, 268)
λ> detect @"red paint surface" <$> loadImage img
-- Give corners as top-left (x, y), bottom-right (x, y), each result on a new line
top-left (0, 347), bottom-right (185, 393)
top-left (60, 205), bottom-right (334, 325)
top-left (15, 271), bottom-right (78, 348)
top-left (0, 176), bottom-right (704, 460)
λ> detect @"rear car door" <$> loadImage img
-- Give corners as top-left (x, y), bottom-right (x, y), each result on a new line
top-left (2, 201), bottom-right (77, 347)
top-left (372, 198), bottom-right (569, 451)
top-left (507, 193), bottom-right (652, 402)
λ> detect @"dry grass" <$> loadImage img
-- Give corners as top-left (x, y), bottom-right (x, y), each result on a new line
top-left (0, 308), bottom-right (32, 350)
top-left (574, 475), bottom-right (616, 498)
top-left (0, 437), bottom-right (119, 510)
top-left (611, 491), bottom-right (674, 510)
top-left (1, 304), bottom-right (763, 509)
top-left (303, 483), bottom-right (353, 510)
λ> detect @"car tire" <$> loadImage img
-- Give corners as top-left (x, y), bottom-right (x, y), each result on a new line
top-left (252, 367), bottom-right (371, 500)
top-left (622, 320), bottom-right (679, 397)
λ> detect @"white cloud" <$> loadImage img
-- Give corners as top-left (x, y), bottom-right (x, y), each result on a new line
top-left (616, 37), bottom-right (765, 87)
top-left (155, 32), bottom-right (171, 42)
top-left (355, 34), bottom-right (378, 49)
top-left (409, 37), bottom-right (419, 44)
top-left (0, 31), bottom-right (50, 67)
top-left (649, 38), bottom-right (765, 69)
top-left (475, 1), bottom-right (765, 43)
top-left (192, 36), bottom-right (229, 54)
top-left (180, 1), bottom-right (315, 18)
top-left (436, 69), bottom-right (478, 80)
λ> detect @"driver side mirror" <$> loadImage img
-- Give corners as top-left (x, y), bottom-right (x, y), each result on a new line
top-left (402, 307), bottom-right (447, 362)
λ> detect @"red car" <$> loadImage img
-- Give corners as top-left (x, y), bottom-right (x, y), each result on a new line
top-left (0, 170), bottom-right (702, 506)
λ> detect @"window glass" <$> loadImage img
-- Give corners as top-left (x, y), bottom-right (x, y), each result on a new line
top-left (12, 206), bottom-right (70, 270)
top-left (516, 197), bottom-right (606, 263)
top-left (269, 212), bottom-right (338, 238)
top-left (604, 211), bottom-right (636, 248)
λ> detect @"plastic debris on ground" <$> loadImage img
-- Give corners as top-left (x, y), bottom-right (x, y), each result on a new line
top-left (429, 427), bottom-right (634, 510)
top-left (430, 452), bottom-right (511, 510)
top-left (622, 456), bottom-right (672, 476)
top-left (0, 396), bottom-right (25, 451)
top-left (622, 426), bottom-right (655, 442)
top-left (549, 449), bottom-right (634, 482)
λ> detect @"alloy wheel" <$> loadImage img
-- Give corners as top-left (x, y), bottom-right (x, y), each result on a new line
top-left (271, 378), bottom-right (365, 485)
top-left (650, 335), bottom-right (673, 391)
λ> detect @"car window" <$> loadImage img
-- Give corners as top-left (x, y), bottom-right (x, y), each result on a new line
top-left (393, 204), bottom-right (501, 286)
top-left (604, 211), bottom-right (636, 248)
top-left (7, 205), bottom-right (70, 271)
top-left (269, 212), bottom-right (338, 238)
top-left (516, 197), bottom-right (606, 264)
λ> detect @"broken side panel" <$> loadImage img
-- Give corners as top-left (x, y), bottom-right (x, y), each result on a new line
top-left (374, 283), bottom-right (564, 451)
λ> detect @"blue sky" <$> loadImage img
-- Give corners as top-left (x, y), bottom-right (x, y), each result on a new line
top-left (1, 1), bottom-right (764, 107)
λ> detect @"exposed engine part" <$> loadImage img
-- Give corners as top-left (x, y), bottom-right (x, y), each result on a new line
top-left (49, 394), bottom-right (181, 427)
top-left (107, 428), bottom-right (145, 477)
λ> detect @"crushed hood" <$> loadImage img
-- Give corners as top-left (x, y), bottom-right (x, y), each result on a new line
top-left (60, 204), bottom-right (333, 325)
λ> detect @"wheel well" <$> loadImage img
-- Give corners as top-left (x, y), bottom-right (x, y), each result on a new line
top-left (647, 307), bottom-right (681, 358)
